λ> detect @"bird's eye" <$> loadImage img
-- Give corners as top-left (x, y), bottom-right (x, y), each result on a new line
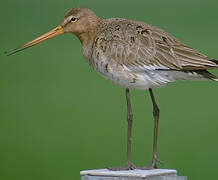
top-left (70, 17), bottom-right (77, 22)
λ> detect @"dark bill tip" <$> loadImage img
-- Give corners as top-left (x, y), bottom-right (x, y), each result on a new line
top-left (5, 26), bottom-right (64, 56)
top-left (5, 46), bottom-right (28, 56)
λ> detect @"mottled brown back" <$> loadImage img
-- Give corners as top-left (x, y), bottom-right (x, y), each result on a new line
top-left (94, 18), bottom-right (218, 72)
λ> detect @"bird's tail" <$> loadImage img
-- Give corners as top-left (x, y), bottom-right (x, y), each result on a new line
top-left (197, 70), bottom-right (218, 82)
top-left (211, 59), bottom-right (218, 65)
top-left (209, 59), bottom-right (218, 81)
top-left (212, 77), bottom-right (218, 82)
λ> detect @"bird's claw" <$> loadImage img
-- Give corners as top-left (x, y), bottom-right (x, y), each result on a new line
top-left (107, 162), bottom-right (136, 171)
top-left (137, 157), bottom-right (163, 170)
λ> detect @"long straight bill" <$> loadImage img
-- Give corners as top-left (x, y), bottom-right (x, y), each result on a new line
top-left (5, 26), bottom-right (64, 56)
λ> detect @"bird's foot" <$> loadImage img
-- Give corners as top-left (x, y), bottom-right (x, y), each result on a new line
top-left (138, 157), bottom-right (163, 170)
top-left (137, 164), bottom-right (156, 170)
top-left (108, 157), bottom-right (163, 171)
top-left (108, 162), bottom-right (136, 171)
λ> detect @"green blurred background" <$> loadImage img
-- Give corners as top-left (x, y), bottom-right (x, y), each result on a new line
top-left (1, 0), bottom-right (218, 179)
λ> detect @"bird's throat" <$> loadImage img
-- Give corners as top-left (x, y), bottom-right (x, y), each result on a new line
top-left (77, 18), bottom-right (103, 47)
top-left (77, 32), bottom-right (94, 46)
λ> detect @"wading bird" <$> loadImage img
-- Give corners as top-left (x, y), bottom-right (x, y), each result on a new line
top-left (6, 7), bottom-right (218, 170)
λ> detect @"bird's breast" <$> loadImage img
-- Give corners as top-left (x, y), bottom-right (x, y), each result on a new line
top-left (88, 48), bottom-right (169, 89)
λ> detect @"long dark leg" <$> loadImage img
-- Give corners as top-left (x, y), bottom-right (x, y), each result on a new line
top-left (138, 88), bottom-right (161, 170)
top-left (108, 88), bottom-right (135, 170)
top-left (125, 88), bottom-right (135, 169)
top-left (149, 88), bottom-right (160, 168)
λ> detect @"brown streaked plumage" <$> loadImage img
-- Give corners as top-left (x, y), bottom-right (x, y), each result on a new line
top-left (6, 7), bottom-right (218, 170)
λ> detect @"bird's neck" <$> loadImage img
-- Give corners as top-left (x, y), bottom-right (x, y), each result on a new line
top-left (77, 19), bottom-right (103, 47)
top-left (77, 31), bottom-right (94, 47)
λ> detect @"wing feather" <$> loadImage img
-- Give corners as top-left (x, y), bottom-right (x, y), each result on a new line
top-left (96, 18), bottom-right (218, 72)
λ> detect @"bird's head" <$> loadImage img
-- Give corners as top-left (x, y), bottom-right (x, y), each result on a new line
top-left (61, 7), bottom-right (101, 35)
top-left (6, 7), bottom-right (101, 56)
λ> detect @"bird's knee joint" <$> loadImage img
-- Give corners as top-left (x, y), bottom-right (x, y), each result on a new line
top-left (127, 113), bottom-right (133, 121)
top-left (153, 105), bottom-right (160, 117)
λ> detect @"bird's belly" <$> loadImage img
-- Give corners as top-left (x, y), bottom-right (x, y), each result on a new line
top-left (92, 59), bottom-right (170, 90)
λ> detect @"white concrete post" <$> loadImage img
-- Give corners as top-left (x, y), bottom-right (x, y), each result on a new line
top-left (81, 169), bottom-right (187, 180)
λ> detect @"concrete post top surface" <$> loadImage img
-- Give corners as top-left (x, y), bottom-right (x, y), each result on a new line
top-left (80, 169), bottom-right (177, 178)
